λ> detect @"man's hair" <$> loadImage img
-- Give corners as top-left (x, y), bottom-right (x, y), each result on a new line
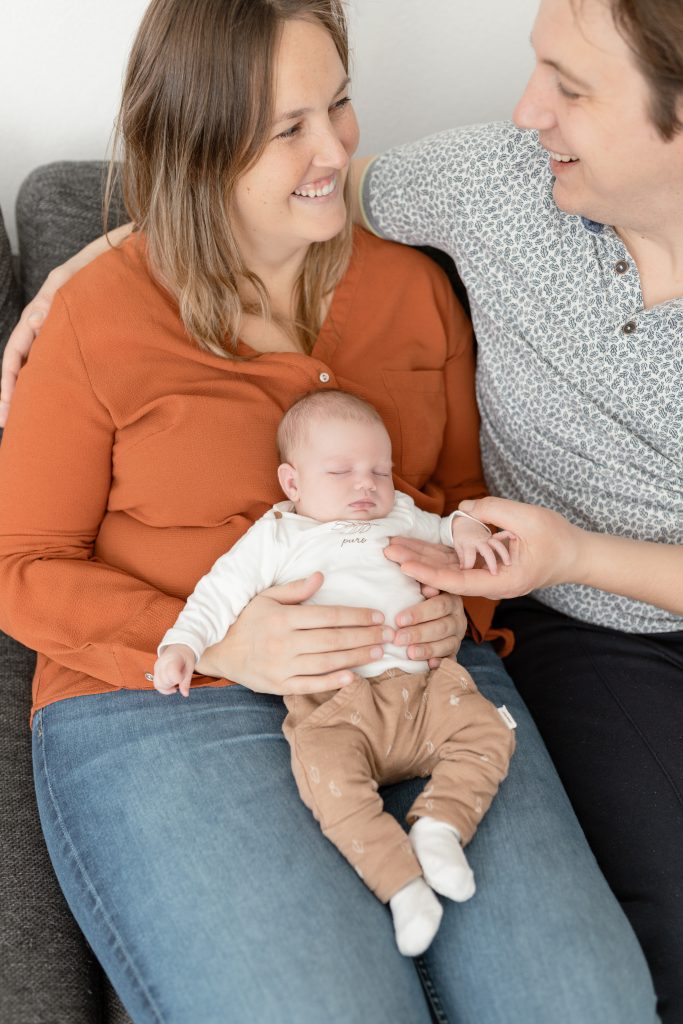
top-left (106, 0), bottom-right (352, 357)
top-left (596, 0), bottom-right (683, 138)
top-left (277, 389), bottom-right (385, 462)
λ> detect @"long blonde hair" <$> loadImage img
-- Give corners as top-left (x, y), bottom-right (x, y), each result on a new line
top-left (106, 0), bottom-right (353, 356)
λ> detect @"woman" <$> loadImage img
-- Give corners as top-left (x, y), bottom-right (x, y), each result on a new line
top-left (0, 1), bottom-right (656, 1021)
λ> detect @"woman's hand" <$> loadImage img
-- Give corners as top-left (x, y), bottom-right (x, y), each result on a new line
top-left (196, 573), bottom-right (394, 695)
top-left (0, 223), bottom-right (134, 427)
top-left (385, 497), bottom-right (583, 600)
top-left (394, 591), bottom-right (467, 668)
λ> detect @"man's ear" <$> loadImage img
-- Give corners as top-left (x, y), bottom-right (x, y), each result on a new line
top-left (277, 462), bottom-right (299, 501)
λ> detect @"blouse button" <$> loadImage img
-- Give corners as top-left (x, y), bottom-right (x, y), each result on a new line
top-left (144, 672), bottom-right (154, 682)
top-left (319, 372), bottom-right (330, 383)
top-left (622, 320), bottom-right (637, 335)
top-left (615, 260), bottom-right (629, 275)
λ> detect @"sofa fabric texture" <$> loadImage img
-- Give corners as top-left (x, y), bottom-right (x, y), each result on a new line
top-left (1, 162), bottom-right (131, 1024)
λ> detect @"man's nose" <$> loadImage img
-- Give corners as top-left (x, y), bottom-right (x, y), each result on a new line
top-left (513, 66), bottom-right (557, 132)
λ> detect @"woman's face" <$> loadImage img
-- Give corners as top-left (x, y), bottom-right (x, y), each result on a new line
top-left (231, 17), bottom-right (359, 269)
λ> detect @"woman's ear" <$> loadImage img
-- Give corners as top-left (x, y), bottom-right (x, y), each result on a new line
top-left (277, 462), bottom-right (299, 501)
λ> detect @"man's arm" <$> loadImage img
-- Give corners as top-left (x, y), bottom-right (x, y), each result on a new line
top-left (350, 156), bottom-right (377, 228)
top-left (387, 496), bottom-right (683, 617)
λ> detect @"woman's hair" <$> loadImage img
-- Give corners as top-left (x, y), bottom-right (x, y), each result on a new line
top-left (578, 0), bottom-right (683, 139)
top-left (277, 389), bottom-right (385, 462)
top-left (106, 0), bottom-right (353, 357)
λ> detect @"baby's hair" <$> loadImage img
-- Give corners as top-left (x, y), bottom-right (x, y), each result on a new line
top-left (277, 389), bottom-right (386, 463)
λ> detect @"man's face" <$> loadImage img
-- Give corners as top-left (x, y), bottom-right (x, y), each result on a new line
top-left (513, 0), bottom-right (683, 231)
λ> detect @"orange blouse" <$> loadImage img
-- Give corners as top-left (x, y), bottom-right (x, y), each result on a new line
top-left (0, 226), bottom-right (511, 720)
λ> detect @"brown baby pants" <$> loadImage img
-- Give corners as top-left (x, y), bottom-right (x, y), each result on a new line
top-left (282, 658), bottom-right (515, 904)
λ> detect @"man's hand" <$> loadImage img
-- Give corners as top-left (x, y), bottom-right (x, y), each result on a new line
top-left (386, 497), bottom-right (583, 600)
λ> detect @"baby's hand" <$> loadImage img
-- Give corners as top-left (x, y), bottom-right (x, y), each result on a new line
top-left (153, 644), bottom-right (197, 697)
top-left (451, 515), bottom-right (517, 575)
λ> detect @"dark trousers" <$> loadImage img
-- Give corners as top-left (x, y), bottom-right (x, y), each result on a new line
top-left (493, 596), bottom-right (683, 1024)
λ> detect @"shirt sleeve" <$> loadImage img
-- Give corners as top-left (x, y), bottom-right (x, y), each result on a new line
top-left (158, 520), bottom-right (279, 660)
top-left (0, 292), bottom-right (185, 689)
top-left (361, 129), bottom-right (470, 254)
top-left (360, 121), bottom-right (535, 272)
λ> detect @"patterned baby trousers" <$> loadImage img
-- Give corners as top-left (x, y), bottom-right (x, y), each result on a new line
top-left (282, 658), bottom-right (515, 903)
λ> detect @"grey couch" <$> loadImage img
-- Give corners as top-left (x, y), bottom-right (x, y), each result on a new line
top-left (0, 163), bottom-right (133, 1024)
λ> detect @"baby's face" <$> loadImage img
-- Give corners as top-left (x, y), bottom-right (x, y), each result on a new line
top-left (278, 416), bottom-right (395, 521)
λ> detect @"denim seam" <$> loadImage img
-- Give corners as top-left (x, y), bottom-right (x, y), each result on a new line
top-left (35, 710), bottom-right (166, 1024)
top-left (572, 628), bottom-right (683, 811)
top-left (415, 956), bottom-right (449, 1024)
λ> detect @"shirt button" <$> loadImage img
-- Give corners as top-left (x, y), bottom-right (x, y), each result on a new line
top-left (319, 372), bottom-right (330, 383)
top-left (615, 260), bottom-right (629, 275)
top-left (622, 320), bottom-right (637, 335)
top-left (144, 672), bottom-right (154, 682)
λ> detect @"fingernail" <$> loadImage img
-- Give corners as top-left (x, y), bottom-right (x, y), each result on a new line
top-left (396, 612), bottom-right (413, 627)
top-left (370, 646), bottom-right (384, 659)
top-left (459, 500), bottom-right (474, 511)
top-left (381, 627), bottom-right (394, 642)
top-left (28, 311), bottom-right (45, 323)
top-left (371, 611), bottom-right (384, 624)
top-left (395, 632), bottom-right (407, 645)
top-left (413, 646), bottom-right (425, 658)
top-left (339, 672), bottom-right (353, 685)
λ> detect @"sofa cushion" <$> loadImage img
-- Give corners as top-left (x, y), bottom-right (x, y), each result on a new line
top-left (16, 162), bottom-right (127, 303)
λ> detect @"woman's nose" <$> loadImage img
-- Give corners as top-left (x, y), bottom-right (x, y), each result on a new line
top-left (311, 123), bottom-right (349, 171)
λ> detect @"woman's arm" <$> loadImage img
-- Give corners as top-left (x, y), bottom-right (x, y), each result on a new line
top-left (387, 496), bottom-right (683, 617)
top-left (0, 287), bottom-right (183, 687)
top-left (0, 223), bottom-right (133, 427)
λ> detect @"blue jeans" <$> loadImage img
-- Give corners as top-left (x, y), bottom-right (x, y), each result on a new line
top-left (33, 641), bottom-right (657, 1024)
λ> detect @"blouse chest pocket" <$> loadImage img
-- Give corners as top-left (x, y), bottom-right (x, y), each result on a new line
top-left (381, 369), bottom-right (447, 486)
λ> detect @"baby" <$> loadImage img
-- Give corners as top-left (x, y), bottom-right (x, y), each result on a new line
top-left (155, 390), bottom-right (516, 956)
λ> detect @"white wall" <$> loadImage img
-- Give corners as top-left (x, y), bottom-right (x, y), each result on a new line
top-left (1, 0), bottom-right (537, 252)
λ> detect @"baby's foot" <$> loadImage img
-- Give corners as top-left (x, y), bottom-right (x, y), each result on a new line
top-left (389, 876), bottom-right (443, 957)
top-left (409, 816), bottom-right (476, 902)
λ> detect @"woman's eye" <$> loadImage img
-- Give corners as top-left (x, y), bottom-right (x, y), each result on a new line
top-left (331, 96), bottom-right (351, 113)
top-left (275, 122), bottom-right (302, 141)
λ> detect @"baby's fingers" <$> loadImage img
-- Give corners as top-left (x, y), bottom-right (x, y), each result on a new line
top-left (477, 541), bottom-right (500, 575)
top-left (489, 532), bottom-right (516, 565)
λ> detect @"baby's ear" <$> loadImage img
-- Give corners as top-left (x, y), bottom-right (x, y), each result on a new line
top-left (277, 462), bottom-right (299, 501)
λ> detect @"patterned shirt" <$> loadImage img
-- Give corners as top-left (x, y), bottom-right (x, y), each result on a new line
top-left (362, 121), bottom-right (683, 633)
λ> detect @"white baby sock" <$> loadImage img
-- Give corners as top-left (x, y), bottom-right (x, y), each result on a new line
top-left (389, 876), bottom-right (443, 957)
top-left (409, 816), bottom-right (476, 902)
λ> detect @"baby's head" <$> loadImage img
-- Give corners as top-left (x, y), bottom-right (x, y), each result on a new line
top-left (277, 390), bottom-right (395, 521)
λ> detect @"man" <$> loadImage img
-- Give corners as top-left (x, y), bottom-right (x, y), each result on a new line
top-left (356, 0), bottom-right (683, 1019)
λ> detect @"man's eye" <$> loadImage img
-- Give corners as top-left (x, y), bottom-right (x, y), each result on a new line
top-left (556, 81), bottom-right (580, 100)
